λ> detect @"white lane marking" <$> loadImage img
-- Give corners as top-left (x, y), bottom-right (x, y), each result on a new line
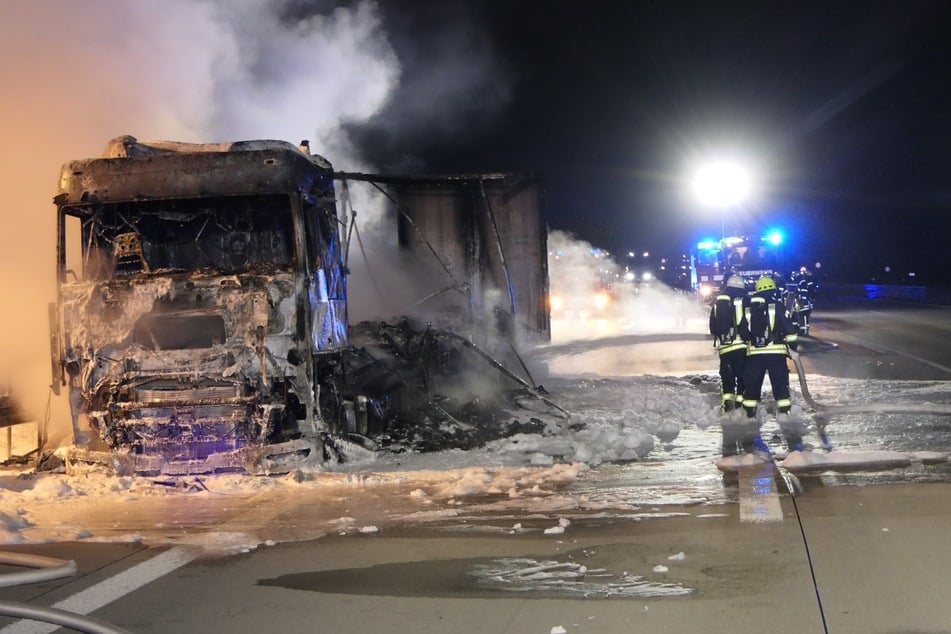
top-left (1, 547), bottom-right (195, 634)
top-left (738, 464), bottom-right (784, 523)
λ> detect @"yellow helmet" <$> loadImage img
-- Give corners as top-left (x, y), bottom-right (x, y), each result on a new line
top-left (755, 275), bottom-right (777, 292)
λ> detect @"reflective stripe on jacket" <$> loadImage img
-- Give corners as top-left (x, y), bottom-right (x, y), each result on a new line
top-left (744, 297), bottom-right (799, 355)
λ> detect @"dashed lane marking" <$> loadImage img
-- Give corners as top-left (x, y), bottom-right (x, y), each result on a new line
top-left (0, 547), bottom-right (195, 634)
top-left (738, 463), bottom-right (784, 523)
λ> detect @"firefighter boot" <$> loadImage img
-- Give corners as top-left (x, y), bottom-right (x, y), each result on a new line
top-left (778, 410), bottom-right (808, 453)
top-left (721, 436), bottom-right (738, 457)
top-left (736, 421), bottom-right (763, 455)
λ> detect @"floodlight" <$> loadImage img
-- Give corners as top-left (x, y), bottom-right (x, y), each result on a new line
top-left (692, 162), bottom-right (751, 208)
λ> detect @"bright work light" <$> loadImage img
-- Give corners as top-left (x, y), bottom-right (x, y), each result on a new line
top-left (691, 162), bottom-right (751, 208)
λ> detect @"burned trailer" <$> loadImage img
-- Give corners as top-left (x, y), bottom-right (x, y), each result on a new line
top-left (394, 173), bottom-right (550, 344)
top-left (50, 136), bottom-right (348, 474)
top-left (327, 172), bottom-right (556, 453)
top-left (336, 172), bottom-right (550, 345)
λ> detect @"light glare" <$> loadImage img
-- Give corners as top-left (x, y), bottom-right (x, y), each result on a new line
top-left (692, 162), bottom-right (751, 207)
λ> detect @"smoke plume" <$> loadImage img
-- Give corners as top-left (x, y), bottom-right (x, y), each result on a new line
top-left (0, 0), bottom-right (648, 443)
top-left (0, 0), bottom-right (401, 433)
top-left (548, 230), bottom-right (708, 344)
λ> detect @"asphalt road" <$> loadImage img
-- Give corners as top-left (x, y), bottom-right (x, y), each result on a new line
top-left (799, 301), bottom-right (951, 381)
top-left (5, 483), bottom-right (951, 634)
top-left (2, 300), bottom-right (950, 634)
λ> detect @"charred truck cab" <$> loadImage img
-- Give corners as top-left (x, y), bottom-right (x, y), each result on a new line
top-left (50, 136), bottom-right (348, 474)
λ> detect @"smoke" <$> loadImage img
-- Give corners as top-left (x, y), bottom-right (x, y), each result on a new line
top-left (0, 0), bottom-right (402, 432)
top-left (341, 1), bottom-right (514, 172)
top-left (318, 173), bottom-right (440, 327)
top-left (206, 0), bottom-right (400, 163)
top-left (340, 179), bottom-right (502, 333)
top-left (547, 231), bottom-right (708, 344)
top-left (2, 1), bottom-right (634, 446)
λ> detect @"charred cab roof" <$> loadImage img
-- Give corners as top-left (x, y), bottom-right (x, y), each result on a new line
top-left (55, 135), bottom-right (334, 206)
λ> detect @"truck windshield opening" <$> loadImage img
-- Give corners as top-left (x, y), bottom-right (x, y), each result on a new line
top-left (65, 194), bottom-right (296, 280)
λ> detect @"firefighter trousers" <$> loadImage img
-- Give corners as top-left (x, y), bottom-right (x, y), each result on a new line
top-left (741, 353), bottom-right (792, 416)
top-left (717, 347), bottom-right (746, 411)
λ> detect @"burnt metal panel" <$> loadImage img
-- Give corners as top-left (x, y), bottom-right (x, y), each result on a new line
top-left (57, 146), bottom-right (334, 205)
top-left (376, 173), bottom-right (549, 342)
top-left (479, 175), bottom-right (550, 341)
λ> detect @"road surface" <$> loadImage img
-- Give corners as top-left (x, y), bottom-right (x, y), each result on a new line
top-left (1, 300), bottom-right (950, 633)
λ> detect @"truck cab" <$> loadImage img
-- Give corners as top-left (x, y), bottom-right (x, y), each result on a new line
top-left (50, 136), bottom-right (347, 473)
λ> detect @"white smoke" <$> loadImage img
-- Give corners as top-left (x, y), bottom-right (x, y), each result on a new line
top-left (205, 0), bottom-right (400, 164)
top-left (0, 0), bottom-right (402, 433)
top-left (0, 0), bottom-right (576, 442)
top-left (548, 231), bottom-right (708, 344)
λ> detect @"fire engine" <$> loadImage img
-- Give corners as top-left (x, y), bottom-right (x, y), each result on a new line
top-left (690, 232), bottom-right (814, 334)
top-left (691, 233), bottom-right (785, 301)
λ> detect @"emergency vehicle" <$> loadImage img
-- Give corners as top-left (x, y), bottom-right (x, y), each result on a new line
top-left (691, 233), bottom-right (785, 301)
top-left (690, 232), bottom-right (813, 335)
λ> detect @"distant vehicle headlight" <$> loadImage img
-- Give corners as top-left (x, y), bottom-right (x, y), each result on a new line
top-left (699, 285), bottom-right (713, 297)
top-left (642, 272), bottom-right (652, 281)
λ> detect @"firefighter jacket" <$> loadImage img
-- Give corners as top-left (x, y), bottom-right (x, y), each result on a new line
top-left (709, 291), bottom-right (747, 355)
top-left (740, 294), bottom-right (799, 356)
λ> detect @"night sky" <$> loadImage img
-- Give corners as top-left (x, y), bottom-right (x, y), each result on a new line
top-left (349, 0), bottom-right (951, 284)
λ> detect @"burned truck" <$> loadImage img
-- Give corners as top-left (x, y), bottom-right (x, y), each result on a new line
top-left (50, 136), bottom-right (350, 473)
top-left (49, 136), bottom-right (554, 474)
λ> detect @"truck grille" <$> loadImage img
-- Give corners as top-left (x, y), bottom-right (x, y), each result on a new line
top-left (137, 385), bottom-right (240, 403)
top-left (133, 404), bottom-right (248, 421)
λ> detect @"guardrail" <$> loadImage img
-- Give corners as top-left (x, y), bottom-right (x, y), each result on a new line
top-left (820, 283), bottom-right (951, 306)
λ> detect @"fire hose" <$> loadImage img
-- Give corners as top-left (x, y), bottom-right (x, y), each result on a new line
top-left (0, 551), bottom-right (132, 633)
top-left (788, 348), bottom-right (951, 446)
top-left (789, 348), bottom-right (951, 415)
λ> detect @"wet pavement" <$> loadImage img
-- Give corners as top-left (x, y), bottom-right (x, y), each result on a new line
top-left (4, 480), bottom-right (951, 633)
top-left (2, 302), bottom-right (951, 632)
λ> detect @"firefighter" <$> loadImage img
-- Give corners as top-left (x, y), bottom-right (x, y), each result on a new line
top-left (739, 275), bottom-right (803, 451)
top-left (711, 274), bottom-right (753, 457)
top-left (709, 274), bottom-right (748, 413)
top-left (793, 265), bottom-right (816, 309)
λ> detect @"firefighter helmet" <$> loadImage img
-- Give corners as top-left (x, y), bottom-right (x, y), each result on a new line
top-left (755, 275), bottom-right (777, 292)
top-left (725, 275), bottom-right (745, 290)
